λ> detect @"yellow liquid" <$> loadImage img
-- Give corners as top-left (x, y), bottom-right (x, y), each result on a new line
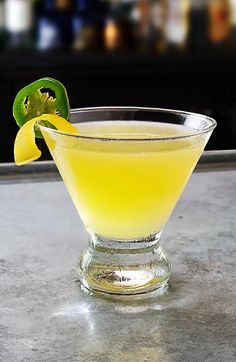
top-left (42, 121), bottom-right (206, 239)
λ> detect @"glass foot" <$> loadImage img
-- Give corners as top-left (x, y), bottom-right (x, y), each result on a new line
top-left (77, 232), bottom-right (171, 297)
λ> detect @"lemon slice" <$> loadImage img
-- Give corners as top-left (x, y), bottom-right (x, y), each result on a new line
top-left (14, 114), bottom-right (78, 166)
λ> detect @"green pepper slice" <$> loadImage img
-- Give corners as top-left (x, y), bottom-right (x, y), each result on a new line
top-left (13, 77), bottom-right (70, 137)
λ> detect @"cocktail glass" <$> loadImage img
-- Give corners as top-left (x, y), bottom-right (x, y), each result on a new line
top-left (39, 107), bottom-right (216, 298)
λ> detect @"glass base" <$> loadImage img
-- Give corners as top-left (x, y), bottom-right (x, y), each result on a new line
top-left (77, 232), bottom-right (171, 297)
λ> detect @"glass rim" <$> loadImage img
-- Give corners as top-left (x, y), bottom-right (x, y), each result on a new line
top-left (38, 106), bottom-right (217, 141)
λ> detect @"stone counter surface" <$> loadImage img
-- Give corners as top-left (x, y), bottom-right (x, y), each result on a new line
top-left (0, 169), bottom-right (235, 362)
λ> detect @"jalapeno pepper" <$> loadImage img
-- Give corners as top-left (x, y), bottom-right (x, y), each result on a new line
top-left (13, 77), bottom-right (70, 137)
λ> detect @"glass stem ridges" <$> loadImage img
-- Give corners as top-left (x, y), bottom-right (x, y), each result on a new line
top-left (77, 231), bottom-right (172, 296)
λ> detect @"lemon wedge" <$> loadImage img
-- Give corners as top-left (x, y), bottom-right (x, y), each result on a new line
top-left (14, 114), bottom-right (78, 166)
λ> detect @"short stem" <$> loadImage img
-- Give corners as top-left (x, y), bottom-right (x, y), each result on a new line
top-left (77, 231), bottom-right (171, 297)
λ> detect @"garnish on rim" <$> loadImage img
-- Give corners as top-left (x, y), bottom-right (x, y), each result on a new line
top-left (13, 78), bottom-right (78, 166)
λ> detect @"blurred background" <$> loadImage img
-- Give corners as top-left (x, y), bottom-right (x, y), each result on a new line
top-left (1, 0), bottom-right (236, 162)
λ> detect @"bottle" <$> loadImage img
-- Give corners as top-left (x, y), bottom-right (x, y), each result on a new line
top-left (36, 0), bottom-right (74, 51)
top-left (103, 1), bottom-right (129, 51)
top-left (230, 0), bottom-right (236, 42)
top-left (165, 0), bottom-right (190, 50)
top-left (104, 18), bottom-right (122, 51)
top-left (55, 0), bottom-right (74, 48)
top-left (132, 0), bottom-right (152, 52)
top-left (187, 0), bottom-right (209, 50)
top-left (0, 0), bottom-right (5, 49)
top-left (5, 0), bottom-right (34, 49)
top-left (73, 0), bottom-right (102, 51)
top-left (208, 0), bottom-right (231, 45)
top-left (150, 0), bottom-right (168, 52)
top-left (36, 0), bottom-right (59, 50)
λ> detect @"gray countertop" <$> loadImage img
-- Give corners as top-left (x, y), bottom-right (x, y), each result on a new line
top-left (0, 161), bottom-right (235, 361)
